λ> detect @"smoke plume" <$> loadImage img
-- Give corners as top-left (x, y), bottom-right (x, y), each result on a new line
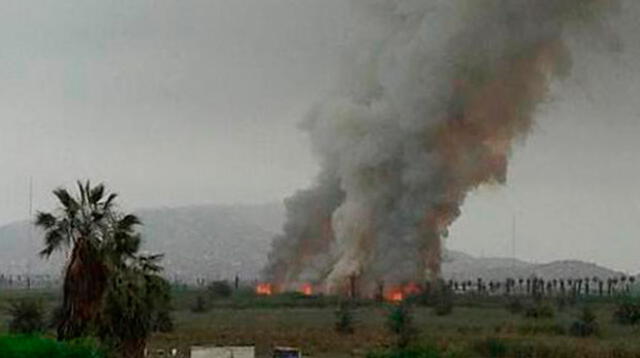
top-left (264, 0), bottom-right (619, 294)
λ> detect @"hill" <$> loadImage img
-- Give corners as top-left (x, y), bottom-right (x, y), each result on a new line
top-left (0, 203), bottom-right (628, 284)
top-left (441, 252), bottom-right (624, 281)
top-left (0, 203), bottom-right (284, 282)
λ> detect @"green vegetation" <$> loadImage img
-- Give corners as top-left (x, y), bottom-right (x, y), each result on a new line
top-left (0, 335), bottom-right (103, 358)
top-left (569, 306), bottom-right (599, 337)
top-left (613, 297), bottom-right (640, 325)
top-left (5, 288), bottom-right (640, 357)
top-left (334, 301), bottom-right (356, 334)
top-left (3, 180), bottom-right (639, 357)
top-left (523, 301), bottom-right (555, 319)
top-left (34, 181), bottom-right (169, 358)
top-left (6, 299), bottom-right (46, 335)
top-left (190, 295), bottom-right (209, 313)
top-left (207, 280), bottom-right (233, 299)
top-left (387, 303), bottom-right (417, 348)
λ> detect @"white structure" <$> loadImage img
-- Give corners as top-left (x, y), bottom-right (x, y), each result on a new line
top-left (190, 346), bottom-right (255, 358)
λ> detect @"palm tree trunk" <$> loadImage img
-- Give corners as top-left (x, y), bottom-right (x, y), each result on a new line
top-left (58, 239), bottom-right (108, 340)
top-left (121, 338), bottom-right (146, 358)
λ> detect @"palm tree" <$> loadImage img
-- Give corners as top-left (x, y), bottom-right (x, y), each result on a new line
top-left (98, 253), bottom-right (170, 358)
top-left (35, 181), bottom-right (145, 340)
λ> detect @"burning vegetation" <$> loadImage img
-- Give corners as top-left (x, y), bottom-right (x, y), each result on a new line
top-left (256, 283), bottom-right (273, 296)
top-left (300, 283), bottom-right (313, 296)
top-left (264, 0), bottom-right (619, 295)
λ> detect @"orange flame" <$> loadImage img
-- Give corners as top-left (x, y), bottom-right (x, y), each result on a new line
top-left (300, 283), bottom-right (313, 296)
top-left (256, 283), bottom-right (273, 296)
top-left (389, 290), bottom-right (404, 302)
top-left (386, 282), bottom-right (421, 303)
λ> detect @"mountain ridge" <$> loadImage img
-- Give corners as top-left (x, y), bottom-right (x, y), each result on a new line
top-left (0, 203), bottom-right (629, 283)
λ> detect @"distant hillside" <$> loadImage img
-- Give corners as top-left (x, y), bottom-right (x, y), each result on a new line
top-left (0, 203), bottom-right (629, 283)
top-left (442, 252), bottom-right (624, 281)
top-left (0, 203), bottom-right (284, 282)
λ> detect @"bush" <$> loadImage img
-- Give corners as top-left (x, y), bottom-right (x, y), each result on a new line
top-left (474, 338), bottom-right (508, 358)
top-left (190, 295), bottom-right (208, 313)
top-left (152, 311), bottom-right (174, 333)
top-left (49, 305), bottom-right (64, 331)
top-left (506, 297), bottom-right (524, 314)
top-left (0, 336), bottom-right (104, 358)
top-left (335, 301), bottom-right (356, 334)
top-left (614, 298), bottom-right (640, 325)
top-left (524, 302), bottom-right (554, 319)
top-left (6, 299), bottom-right (46, 335)
top-left (433, 288), bottom-right (454, 316)
top-left (208, 280), bottom-right (232, 299)
top-left (387, 303), bottom-right (417, 349)
top-left (416, 281), bottom-right (454, 316)
top-left (569, 319), bottom-right (600, 337)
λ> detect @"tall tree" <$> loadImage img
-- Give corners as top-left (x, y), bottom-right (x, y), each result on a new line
top-left (36, 181), bottom-right (123, 339)
top-left (36, 181), bottom-right (169, 358)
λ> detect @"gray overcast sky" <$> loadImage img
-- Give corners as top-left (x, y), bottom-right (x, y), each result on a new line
top-left (1, 1), bottom-right (639, 272)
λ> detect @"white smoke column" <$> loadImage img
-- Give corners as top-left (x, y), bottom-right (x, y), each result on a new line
top-left (265, 0), bottom-right (619, 293)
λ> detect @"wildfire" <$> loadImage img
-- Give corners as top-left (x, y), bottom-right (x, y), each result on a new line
top-left (389, 290), bottom-right (404, 302)
top-left (300, 283), bottom-right (313, 296)
top-left (256, 283), bottom-right (273, 296)
top-left (386, 282), bottom-right (421, 303)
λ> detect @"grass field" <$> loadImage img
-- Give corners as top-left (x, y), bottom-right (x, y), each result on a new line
top-left (2, 288), bottom-right (640, 357)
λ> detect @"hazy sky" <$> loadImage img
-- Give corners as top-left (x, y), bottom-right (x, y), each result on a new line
top-left (1, 1), bottom-right (639, 272)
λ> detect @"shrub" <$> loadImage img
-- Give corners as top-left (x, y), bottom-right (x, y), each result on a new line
top-left (152, 310), bottom-right (174, 333)
top-left (524, 302), bottom-right (554, 319)
top-left (474, 338), bottom-right (507, 358)
top-left (387, 303), bottom-right (417, 349)
top-left (614, 298), bottom-right (640, 325)
top-left (190, 295), bottom-right (208, 313)
top-left (433, 287), bottom-right (454, 316)
top-left (6, 299), bottom-right (46, 335)
top-left (208, 280), bottom-right (232, 299)
top-left (417, 281), bottom-right (454, 316)
top-left (570, 306), bottom-right (599, 337)
top-left (49, 305), bottom-right (64, 330)
top-left (506, 297), bottom-right (524, 314)
top-left (335, 301), bottom-right (356, 334)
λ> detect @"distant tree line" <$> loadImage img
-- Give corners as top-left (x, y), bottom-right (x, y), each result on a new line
top-left (444, 276), bottom-right (636, 297)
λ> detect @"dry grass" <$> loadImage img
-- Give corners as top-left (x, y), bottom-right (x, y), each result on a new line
top-left (4, 288), bottom-right (640, 357)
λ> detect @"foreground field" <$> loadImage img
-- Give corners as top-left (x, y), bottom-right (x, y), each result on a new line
top-left (3, 288), bottom-right (640, 357)
top-left (155, 290), bottom-right (640, 357)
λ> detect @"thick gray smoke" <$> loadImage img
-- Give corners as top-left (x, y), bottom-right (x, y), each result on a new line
top-left (264, 0), bottom-right (619, 294)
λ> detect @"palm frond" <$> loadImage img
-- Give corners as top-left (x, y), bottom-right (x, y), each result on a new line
top-left (39, 229), bottom-right (67, 257)
top-left (137, 254), bottom-right (164, 273)
top-left (53, 188), bottom-right (78, 213)
top-left (84, 181), bottom-right (91, 203)
top-left (118, 214), bottom-right (141, 232)
top-left (91, 211), bottom-right (105, 223)
top-left (34, 212), bottom-right (57, 229)
top-left (89, 183), bottom-right (105, 205)
top-left (103, 193), bottom-right (118, 210)
top-left (76, 181), bottom-right (87, 205)
top-left (110, 232), bottom-right (141, 258)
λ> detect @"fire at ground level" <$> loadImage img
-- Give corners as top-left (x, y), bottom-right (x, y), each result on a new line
top-left (255, 279), bottom-right (431, 303)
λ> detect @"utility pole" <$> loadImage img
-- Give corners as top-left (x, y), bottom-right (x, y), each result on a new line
top-left (511, 213), bottom-right (516, 269)
top-left (27, 176), bottom-right (33, 290)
